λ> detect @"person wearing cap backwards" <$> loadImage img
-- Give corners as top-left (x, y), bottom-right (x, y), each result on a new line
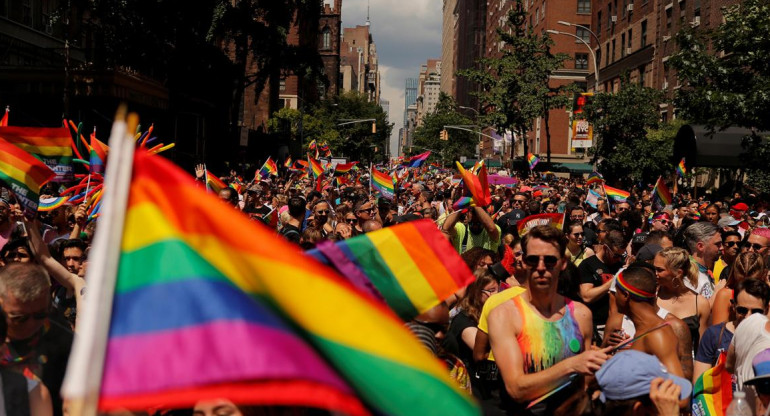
top-left (595, 350), bottom-right (692, 415)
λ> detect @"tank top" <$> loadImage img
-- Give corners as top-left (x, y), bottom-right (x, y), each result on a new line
top-left (513, 296), bottom-right (584, 374)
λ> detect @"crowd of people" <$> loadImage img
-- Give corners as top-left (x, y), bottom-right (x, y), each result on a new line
top-left (4, 161), bottom-right (770, 415)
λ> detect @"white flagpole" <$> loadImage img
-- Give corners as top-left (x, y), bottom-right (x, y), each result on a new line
top-left (62, 106), bottom-right (137, 415)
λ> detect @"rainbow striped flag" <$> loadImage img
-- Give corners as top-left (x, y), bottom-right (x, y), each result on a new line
top-left (309, 157), bottom-right (324, 178)
top-left (90, 133), bottom-right (109, 174)
top-left (0, 138), bottom-right (55, 214)
top-left (517, 213), bottom-right (565, 236)
top-left (308, 220), bottom-right (475, 320)
top-left (604, 185), bottom-right (630, 202)
top-left (692, 352), bottom-right (731, 416)
top-left (371, 167), bottom-right (395, 199)
top-left (455, 161), bottom-right (491, 208)
top-left (62, 149), bottom-right (477, 416)
top-left (284, 156), bottom-right (292, 169)
top-left (527, 153), bottom-right (539, 170)
top-left (258, 157), bottom-right (278, 178)
top-left (677, 158), bottom-right (687, 177)
top-left (586, 171), bottom-right (604, 186)
top-left (38, 196), bottom-right (71, 211)
top-left (652, 177), bottom-right (673, 209)
top-left (0, 126), bottom-right (74, 181)
top-left (205, 169), bottom-right (227, 194)
top-left (229, 182), bottom-right (243, 195)
top-left (403, 151), bottom-right (431, 168)
top-left (334, 162), bottom-right (358, 174)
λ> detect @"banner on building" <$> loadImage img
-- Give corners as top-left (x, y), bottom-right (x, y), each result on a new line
top-left (571, 119), bottom-right (593, 148)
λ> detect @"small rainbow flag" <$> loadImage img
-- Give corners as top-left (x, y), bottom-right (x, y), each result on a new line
top-left (334, 162), bottom-right (357, 174)
top-left (308, 139), bottom-right (317, 151)
top-left (517, 213), bottom-right (565, 237)
top-left (205, 169), bottom-right (227, 194)
top-left (0, 126), bottom-right (74, 181)
top-left (403, 151), bottom-right (431, 168)
top-left (586, 171), bottom-right (604, 186)
top-left (371, 167), bottom-right (395, 199)
top-left (258, 157), bottom-right (278, 178)
top-left (229, 182), bottom-right (243, 195)
top-left (38, 196), bottom-right (71, 211)
top-left (308, 220), bottom-right (475, 321)
top-left (61, 149), bottom-right (477, 416)
top-left (309, 157), bottom-right (324, 178)
top-left (604, 185), bottom-right (630, 202)
top-left (89, 133), bottom-right (109, 174)
top-left (527, 153), bottom-right (539, 170)
top-left (677, 158), bottom-right (687, 177)
top-left (284, 156), bottom-right (292, 169)
top-left (0, 138), bottom-right (55, 214)
top-left (692, 352), bottom-right (731, 416)
top-left (652, 177), bottom-right (672, 208)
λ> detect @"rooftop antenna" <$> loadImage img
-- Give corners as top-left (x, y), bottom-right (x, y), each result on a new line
top-left (366, 0), bottom-right (370, 26)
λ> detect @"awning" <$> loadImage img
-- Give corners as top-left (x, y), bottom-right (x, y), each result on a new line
top-left (461, 159), bottom-right (502, 168)
top-left (553, 162), bottom-right (594, 174)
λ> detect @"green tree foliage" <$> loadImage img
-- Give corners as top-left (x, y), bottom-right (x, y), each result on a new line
top-left (458, 2), bottom-right (575, 162)
top-left (412, 93), bottom-right (477, 165)
top-left (585, 78), bottom-right (672, 183)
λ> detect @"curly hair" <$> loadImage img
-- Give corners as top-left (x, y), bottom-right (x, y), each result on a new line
top-left (457, 271), bottom-right (498, 323)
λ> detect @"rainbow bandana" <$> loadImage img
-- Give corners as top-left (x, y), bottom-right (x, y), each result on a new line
top-left (616, 272), bottom-right (655, 302)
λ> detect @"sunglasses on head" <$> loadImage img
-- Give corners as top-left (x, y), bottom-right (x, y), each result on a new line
top-left (735, 306), bottom-right (765, 316)
top-left (523, 255), bottom-right (559, 268)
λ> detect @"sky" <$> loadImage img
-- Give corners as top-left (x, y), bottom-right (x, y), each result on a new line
top-left (337, 0), bottom-right (442, 157)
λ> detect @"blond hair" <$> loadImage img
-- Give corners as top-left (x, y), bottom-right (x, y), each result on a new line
top-left (658, 247), bottom-right (699, 288)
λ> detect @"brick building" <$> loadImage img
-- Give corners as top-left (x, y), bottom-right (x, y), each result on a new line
top-left (416, 59), bottom-right (442, 127)
top-left (339, 23), bottom-right (381, 103)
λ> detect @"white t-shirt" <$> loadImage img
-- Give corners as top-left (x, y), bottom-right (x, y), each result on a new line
top-left (684, 270), bottom-right (715, 300)
top-left (731, 312), bottom-right (770, 388)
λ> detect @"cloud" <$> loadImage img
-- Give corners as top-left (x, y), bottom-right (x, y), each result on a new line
top-left (340, 0), bottom-right (442, 156)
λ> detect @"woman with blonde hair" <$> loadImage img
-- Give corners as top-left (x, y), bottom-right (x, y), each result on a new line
top-left (654, 247), bottom-right (711, 354)
top-left (710, 251), bottom-right (767, 324)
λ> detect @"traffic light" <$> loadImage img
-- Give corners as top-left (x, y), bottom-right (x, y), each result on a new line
top-left (372, 122), bottom-right (376, 133)
top-left (573, 92), bottom-right (593, 115)
top-left (440, 129), bottom-right (449, 141)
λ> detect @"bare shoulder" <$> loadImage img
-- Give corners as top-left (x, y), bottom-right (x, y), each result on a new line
top-left (570, 299), bottom-right (592, 320)
top-left (488, 300), bottom-right (518, 328)
top-left (665, 315), bottom-right (693, 342)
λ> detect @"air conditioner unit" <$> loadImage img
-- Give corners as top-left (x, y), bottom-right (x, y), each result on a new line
top-left (663, 35), bottom-right (671, 42)
top-left (691, 16), bottom-right (701, 26)
top-left (662, 81), bottom-right (669, 89)
top-left (611, 15), bottom-right (618, 22)
top-left (627, 4), bottom-right (634, 11)
top-left (626, 47), bottom-right (633, 55)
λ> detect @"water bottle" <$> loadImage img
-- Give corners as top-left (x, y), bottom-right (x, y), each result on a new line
top-left (725, 390), bottom-right (752, 416)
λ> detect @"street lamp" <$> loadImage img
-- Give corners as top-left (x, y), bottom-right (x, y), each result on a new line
top-left (557, 20), bottom-right (600, 45)
top-left (457, 106), bottom-right (480, 116)
top-left (547, 29), bottom-right (599, 92)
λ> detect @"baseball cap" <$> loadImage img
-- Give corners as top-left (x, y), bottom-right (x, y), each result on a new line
top-left (732, 202), bottom-right (749, 212)
top-left (744, 348), bottom-right (770, 386)
top-left (636, 244), bottom-right (663, 263)
top-left (718, 216), bottom-right (741, 228)
top-left (597, 350), bottom-right (692, 402)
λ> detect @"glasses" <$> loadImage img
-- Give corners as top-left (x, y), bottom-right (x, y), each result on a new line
top-left (571, 232), bottom-right (584, 237)
top-left (743, 243), bottom-right (769, 252)
top-left (358, 207), bottom-right (374, 213)
top-left (346, 218), bottom-right (357, 224)
top-left (616, 207), bottom-right (629, 212)
top-left (755, 381), bottom-right (770, 396)
top-left (570, 215), bottom-right (585, 220)
top-left (513, 199), bottom-right (526, 204)
top-left (315, 210), bottom-right (330, 215)
top-left (481, 288), bottom-right (497, 295)
top-left (735, 306), bottom-right (765, 316)
top-left (7, 309), bottom-right (48, 325)
top-left (654, 219), bottom-right (671, 225)
top-left (523, 255), bottom-right (559, 268)
top-left (724, 241), bottom-right (741, 248)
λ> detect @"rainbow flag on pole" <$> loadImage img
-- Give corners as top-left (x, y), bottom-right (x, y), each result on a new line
top-left (89, 134), bottom-right (109, 175)
top-left (403, 151), bottom-right (431, 168)
top-left (604, 185), bottom-right (630, 202)
top-left (284, 156), bottom-right (292, 169)
top-left (334, 162), bottom-right (358, 175)
top-left (652, 176), bottom-right (673, 209)
top-left (309, 157), bottom-right (324, 178)
top-left (677, 158), bottom-right (687, 177)
top-left (205, 169), bottom-right (227, 194)
top-left (0, 138), bottom-right (55, 214)
top-left (258, 157), bottom-right (278, 178)
top-left (527, 153), bottom-right (539, 170)
top-left (692, 353), bottom-right (731, 416)
top-left (371, 167), bottom-right (395, 199)
top-left (586, 172), bottom-right (604, 186)
top-left (0, 126), bottom-right (74, 181)
top-left (308, 220), bottom-right (475, 320)
top-left (62, 148), bottom-right (477, 416)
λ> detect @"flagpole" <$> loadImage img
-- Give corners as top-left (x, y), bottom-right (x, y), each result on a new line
top-left (369, 162), bottom-right (373, 197)
top-left (61, 106), bottom-right (137, 415)
top-left (602, 181), bottom-right (613, 215)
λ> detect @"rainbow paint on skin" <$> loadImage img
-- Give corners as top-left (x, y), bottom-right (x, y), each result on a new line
top-left (513, 296), bottom-right (583, 374)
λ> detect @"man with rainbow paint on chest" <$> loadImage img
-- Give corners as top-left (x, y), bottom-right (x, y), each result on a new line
top-left (487, 225), bottom-right (611, 415)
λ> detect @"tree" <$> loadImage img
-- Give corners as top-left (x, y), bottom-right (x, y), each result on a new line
top-left (585, 77), bottom-right (671, 184)
top-left (412, 93), bottom-right (477, 165)
top-left (458, 1), bottom-right (575, 163)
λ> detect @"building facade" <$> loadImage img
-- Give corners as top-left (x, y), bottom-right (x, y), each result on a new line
top-left (339, 23), bottom-right (381, 103)
top-left (415, 59), bottom-right (442, 127)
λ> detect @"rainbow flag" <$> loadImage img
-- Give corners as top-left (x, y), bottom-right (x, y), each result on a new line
top-left (0, 138), bottom-right (55, 214)
top-left (319, 143), bottom-right (331, 157)
top-left (527, 153), bottom-right (539, 170)
top-left (89, 133), bottom-right (109, 174)
top-left (62, 149), bottom-right (477, 416)
top-left (455, 161), bottom-right (491, 208)
top-left (334, 162), bottom-right (358, 174)
top-left (308, 139), bottom-right (317, 151)
top-left (0, 126), bottom-right (74, 181)
top-left (38, 196), bottom-right (71, 211)
top-left (586, 171), bottom-right (604, 186)
top-left (258, 157), bottom-right (278, 178)
top-left (284, 156), bottom-right (292, 169)
top-left (308, 220), bottom-right (475, 320)
top-left (403, 151), bottom-right (431, 168)
top-left (677, 158), bottom-right (687, 177)
top-left (517, 213), bottom-right (565, 236)
top-left (205, 169), bottom-right (227, 194)
top-left (309, 157), bottom-right (324, 178)
top-left (229, 182), bottom-right (243, 195)
top-left (692, 352), bottom-right (731, 416)
top-left (0, 106), bottom-right (7, 127)
top-left (371, 167), bottom-right (395, 199)
top-left (652, 176), bottom-right (673, 209)
top-left (604, 185), bottom-right (630, 202)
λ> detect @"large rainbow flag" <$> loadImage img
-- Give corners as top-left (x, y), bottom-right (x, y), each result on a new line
top-left (604, 185), bottom-right (630, 202)
top-left (0, 126), bottom-right (74, 181)
top-left (692, 353), bottom-right (731, 416)
top-left (0, 138), bottom-right (55, 214)
top-left (516, 213), bottom-right (565, 237)
top-left (63, 149), bottom-right (477, 415)
top-left (371, 167), bottom-right (395, 199)
top-left (308, 220), bottom-right (474, 320)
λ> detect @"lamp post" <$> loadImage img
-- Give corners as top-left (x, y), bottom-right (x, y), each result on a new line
top-left (557, 21), bottom-right (601, 91)
top-left (457, 106), bottom-right (483, 159)
top-left (546, 29), bottom-right (599, 92)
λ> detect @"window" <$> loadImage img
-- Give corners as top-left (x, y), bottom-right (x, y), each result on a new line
top-left (598, 11), bottom-right (602, 32)
top-left (621, 33), bottom-right (626, 57)
top-left (535, 7), bottom-right (539, 23)
top-left (577, 26), bottom-right (591, 43)
top-left (641, 20), bottom-right (647, 46)
top-left (575, 53), bottom-right (589, 69)
top-left (627, 29), bottom-right (633, 50)
top-left (622, 0), bottom-right (628, 17)
top-left (666, 8), bottom-right (672, 31)
top-left (322, 27), bottom-right (331, 50)
top-left (606, 43), bottom-right (610, 65)
top-left (279, 79), bottom-right (286, 92)
top-left (596, 48), bottom-right (602, 68)
top-left (578, 0), bottom-right (591, 13)
top-left (22, 0), bottom-right (32, 26)
top-left (611, 39), bottom-right (616, 62)
top-left (607, 4), bottom-right (612, 29)
top-left (694, 0), bottom-right (701, 16)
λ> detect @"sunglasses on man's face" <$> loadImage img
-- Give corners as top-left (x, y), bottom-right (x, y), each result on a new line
top-left (346, 218), bottom-right (357, 224)
top-left (743, 243), bottom-right (769, 252)
top-left (523, 255), bottom-right (559, 269)
top-left (754, 381), bottom-right (770, 396)
top-left (735, 306), bottom-right (765, 316)
top-left (724, 241), bottom-right (741, 248)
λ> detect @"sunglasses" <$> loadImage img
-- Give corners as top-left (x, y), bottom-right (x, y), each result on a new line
top-left (346, 218), bottom-right (357, 224)
top-left (570, 215), bottom-right (585, 220)
top-left (481, 288), bottom-right (497, 295)
top-left (654, 219), bottom-right (671, 225)
top-left (7, 310), bottom-right (48, 325)
top-left (513, 199), bottom-right (526, 204)
top-left (736, 306), bottom-right (765, 316)
top-left (571, 232), bottom-right (584, 237)
top-left (755, 381), bottom-right (770, 396)
top-left (743, 243), bottom-right (769, 251)
top-left (315, 210), bottom-right (330, 215)
top-left (724, 241), bottom-right (741, 248)
top-left (523, 255), bottom-right (559, 268)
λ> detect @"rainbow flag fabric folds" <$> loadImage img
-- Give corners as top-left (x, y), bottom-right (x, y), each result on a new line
top-left (652, 177), bottom-right (673, 209)
top-left (205, 169), bottom-right (227, 194)
top-left (586, 172), bottom-right (604, 186)
top-left (0, 126), bottom-right (74, 181)
top-left (309, 157), bottom-right (324, 178)
top-left (604, 185), bottom-right (630, 202)
top-left (403, 151), bottom-right (431, 168)
top-left (517, 213), bottom-right (565, 237)
top-left (0, 107), bottom-right (7, 127)
top-left (70, 150), bottom-right (477, 415)
top-left (527, 153), bottom-right (539, 170)
top-left (677, 158), bottom-right (687, 177)
top-left (334, 162), bottom-right (358, 174)
top-left (453, 161), bottom-right (491, 209)
top-left (371, 167), bottom-right (395, 199)
top-left (692, 352), bottom-right (731, 416)
top-left (308, 220), bottom-right (475, 321)
top-left (284, 156), bottom-right (292, 169)
top-left (258, 157), bottom-right (278, 178)
top-left (0, 138), bottom-right (55, 214)
top-left (38, 196), bottom-right (71, 211)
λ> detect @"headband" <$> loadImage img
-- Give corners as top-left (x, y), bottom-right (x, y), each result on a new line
top-left (616, 272), bottom-right (656, 302)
